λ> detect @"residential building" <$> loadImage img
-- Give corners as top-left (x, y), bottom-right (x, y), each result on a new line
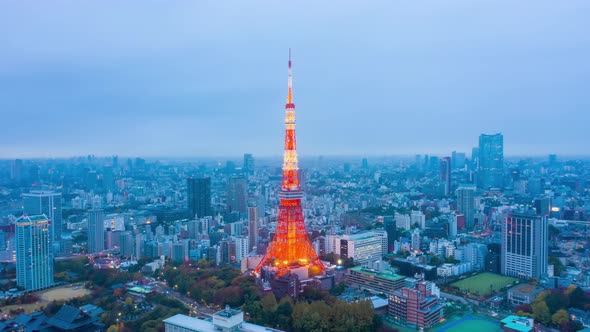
top-left (16, 215), bottom-right (54, 291)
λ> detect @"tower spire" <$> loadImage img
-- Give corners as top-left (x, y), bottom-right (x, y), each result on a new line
top-left (287, 48), bottom-right (293, 104)
top-left (282, 49), bottom-right (299, 191)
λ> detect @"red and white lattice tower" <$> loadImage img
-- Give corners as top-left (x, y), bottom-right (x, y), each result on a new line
top-left (254, 50), bottom-right (325, 277)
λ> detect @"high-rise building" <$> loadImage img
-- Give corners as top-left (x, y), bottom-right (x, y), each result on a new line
top-left (233, 236), bottom-right (249, 263)
top-left (440, 157), bottom-right (451, 196)
top-left (243, 153), bottom-right (255, 174)
top-left (485, 243), bottom-right (501, 274)
top-left (383, 215), bottom-right (397, 252)
top-left (171, 241), bottom-right (188, 263)
top-left (227, 177), bottom-right (247, 215)
top-left (188, 217), bottom-right (210, 239)
top-left (247, 206), bottom-right (258, 252)
top-left (255, 50), bottom-right (324, 277)
top-left (87, 209), bottom-right (105, 254)
top-left (411, 229), bottom-right (421, 251)
top-left (16, 215), bottom-right (54, 291)
top-left (451, 151), bottom-right (466, 169)
top-left (10, 159), bottom-right (23, 183)
top-left (410, 211), bottom-right (426, 229)
top-left (119, 231), bottom-right (134, 257)
top-left (456, 184), bottom-right (476, 230)
top-left (187, 177), bottom-right (212, 218)
top-left (478, 133), bottom-right (504, 189)
top-left (534, 197), bottom-right (552, 217)
top-left (501, 211), bottom-right (548, 279)
top-left (23, 191), bottom-right (62, 251)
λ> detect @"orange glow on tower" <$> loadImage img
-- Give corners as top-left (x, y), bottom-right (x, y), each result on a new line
top-left (254, 50), bottom-right (325, 276)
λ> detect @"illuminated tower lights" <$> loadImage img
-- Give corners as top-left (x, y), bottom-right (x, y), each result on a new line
top-left (255, 50), bottom-right (325, 276)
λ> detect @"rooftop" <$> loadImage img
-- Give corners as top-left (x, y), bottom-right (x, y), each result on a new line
top-left (214, 305), bottom-right (242, 318)
top-left (164, 314), bottom-right (216, 332)
top-left (509, 284), bottom-right (544, 295)
top-left (17, 214), bottom-right (49, 223)
top-left (349, 266), bottom-right (405, 281)
top-left (500, 315), bottom-right (533, 332)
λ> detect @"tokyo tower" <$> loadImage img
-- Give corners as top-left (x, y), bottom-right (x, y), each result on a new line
top-left (254, 50), bottom-right (325, 277)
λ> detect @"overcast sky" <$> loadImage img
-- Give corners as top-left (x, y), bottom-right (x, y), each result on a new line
top-left (1, 1), bottom-right (589, 159)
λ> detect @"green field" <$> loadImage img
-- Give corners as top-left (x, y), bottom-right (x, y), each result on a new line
top-left (433, 315), bottom-right (501, 332)
top-left (452, 273), bottom-right (517, 295)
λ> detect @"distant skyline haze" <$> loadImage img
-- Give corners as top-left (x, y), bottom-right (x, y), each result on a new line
top-left (0, 1), bottom-right (589, 158)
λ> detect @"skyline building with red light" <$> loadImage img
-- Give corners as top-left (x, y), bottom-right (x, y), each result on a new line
top-left (254, 51), bottom-right (325, 277)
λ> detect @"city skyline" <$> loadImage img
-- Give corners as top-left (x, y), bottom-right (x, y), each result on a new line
top-left (1, 1), bottom-right (589, 158)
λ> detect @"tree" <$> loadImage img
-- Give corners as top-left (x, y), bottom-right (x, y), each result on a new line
top-left (551, 309), bottom-right (569, 327)
top-left (261, 293), bottom-right (278, 317)
top-left (532, 301), bottom-right (551, 325)
top-left (545, 291), bottom-right (567, 314)
top-left (276, 297), bottom-right (293, 329)
top-left (568, 286), bottom-right (588, 309)
top-left (549, 256), bottom-right (565, 276)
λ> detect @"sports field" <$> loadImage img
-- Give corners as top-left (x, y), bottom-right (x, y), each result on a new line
top-left (451, 273), bottom-right (517, 295)
top-left (434, 315), bottom-right (501, 332)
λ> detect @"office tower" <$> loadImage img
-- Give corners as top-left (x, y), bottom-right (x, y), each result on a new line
top-left (187, 177), bottom-right (212, 218)
top-left (227, 177), bottom-right (247, 215)
top-left (248, 206), bottom-right (258, 252)
top-left (362, 158), bottom-right (368, 170)
top-left (502, 212), bottom-right (548, 279)
top-left (440, 157), bottom-right (451, 196)
top-left (16, 215), bottom-right (54, 291)
top-left (534, 197), bottom-right (552, 217)
top-left (87, 209), bottom-right (105, 253)
top-left (429, 156), bottom-right (440, 172)
top-left (23, 191), bottom-right (62, 251)
top-left (10, 159), bottom-right (23, 182)
top-left (326, 231), bottom-right (386, 266)
top-left (383, 216), bottom-right (397, 253)
top-left (451, 151), bottom-right (466, 169)
top-left (119, 231), bottom-right (134, 257)
top-left (456, 184), bottom-right (476, 230)
top-left (255, 51), bottom-right (324, 276)
top-left (243, 153), bottom-right (255, 174)
top-left (102, 166), bottom-right (115, 192)
top-left (478, 133), bottom-right (504, 189)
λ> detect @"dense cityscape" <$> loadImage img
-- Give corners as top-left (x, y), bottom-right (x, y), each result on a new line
top-left (1, 2), bottom-right (589, 332)
top-left (0, 52), bottom-right (589, 331)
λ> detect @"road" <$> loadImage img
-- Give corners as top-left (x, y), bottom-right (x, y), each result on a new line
top-left (440, 291), bottom-right (480, 306)
top-left (152, 281), bottom-right (215, 318)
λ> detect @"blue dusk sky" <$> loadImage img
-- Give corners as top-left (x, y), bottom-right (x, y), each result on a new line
top-left (0, 1), bottom-right (589, 158)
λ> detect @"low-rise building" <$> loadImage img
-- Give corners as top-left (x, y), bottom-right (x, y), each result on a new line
top-left (388, 281), bottom-right (442, 329)
top-left (507, 284), bottom-right (544, 305)
top-left (346, 266), bottom-right (405, 295)
top-left (164, 306), bottom-right (282, 332)
top-left (500, 315), bottom-right (534, 332)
